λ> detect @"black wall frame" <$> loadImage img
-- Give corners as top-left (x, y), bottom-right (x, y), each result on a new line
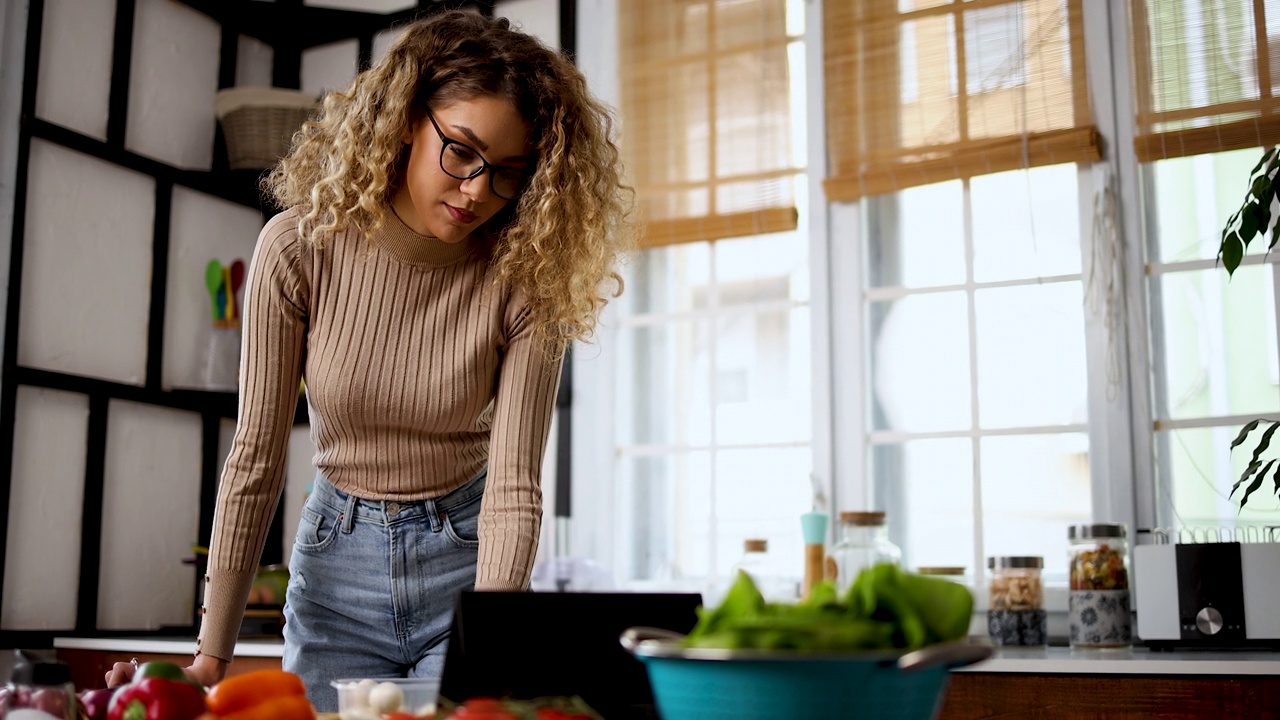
top-left (0, 0), bottom-right (554, 649)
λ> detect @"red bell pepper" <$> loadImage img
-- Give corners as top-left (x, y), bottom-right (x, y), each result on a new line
top-left (106, 676), bottom-right (207, 720)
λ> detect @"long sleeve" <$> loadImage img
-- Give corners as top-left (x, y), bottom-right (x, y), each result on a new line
top-left (197, 210), bottom-right (310, 662)
top-left (474, 298), bottom-right (564, 590)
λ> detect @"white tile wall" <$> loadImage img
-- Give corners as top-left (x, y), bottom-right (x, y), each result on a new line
top-left (235, 34), bottom-right (275, 88)
top-left (35, 0), bottom-right (115, 140)
top-left (163, 187), bottom-right (263, 391)
top-left (284, 426), bottom-right (318, 563)
top-left (372, 26), bottom-right (404, 66)
top-left (98, 401), bottom-right (202, 630)
top-left (0, 387), bottom-right (89, 631)
top-left (301, 39), bottom-right (359, 99)
top-left (126, 0), bottom-right (220, 169)
top-left (19, 140), bottom-right (154, 385)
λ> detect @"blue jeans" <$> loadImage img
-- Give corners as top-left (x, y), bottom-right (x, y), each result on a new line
top-left (282, 471), bottom-right (485, 712)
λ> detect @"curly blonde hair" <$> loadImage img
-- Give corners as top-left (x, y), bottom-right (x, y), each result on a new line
top-left (266, 10), bottom-right (634, 355)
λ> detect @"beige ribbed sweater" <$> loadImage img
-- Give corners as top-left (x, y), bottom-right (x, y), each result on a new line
top-left (197, 206), bottom-right (562, 662)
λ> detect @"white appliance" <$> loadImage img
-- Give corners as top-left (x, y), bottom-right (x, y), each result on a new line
top-left (1134, 528), bottom-right (1280, 650)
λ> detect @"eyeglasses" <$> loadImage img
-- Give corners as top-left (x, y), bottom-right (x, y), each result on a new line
top-left (424, 111), bottom-right (529, 201)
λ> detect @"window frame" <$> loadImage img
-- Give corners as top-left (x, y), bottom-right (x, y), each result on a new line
top-left (568, 0), bottom-right (1276, 606)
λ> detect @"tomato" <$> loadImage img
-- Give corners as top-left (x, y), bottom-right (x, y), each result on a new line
top-left (383, 712), bottom-right (416, 720)
top-left (462, 699), bottom-right (506, 711)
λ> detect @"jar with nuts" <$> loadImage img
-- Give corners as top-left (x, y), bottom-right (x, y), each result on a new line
top-left (987, 556), bottom-right (1047, 646)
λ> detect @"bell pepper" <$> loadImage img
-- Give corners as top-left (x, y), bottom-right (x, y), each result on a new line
top-left (205, 669), bottom-right (307, 716)
top-left (107, 677), bottom-right (207, 720)
top-left (211, 694), bottom-right (314, 720)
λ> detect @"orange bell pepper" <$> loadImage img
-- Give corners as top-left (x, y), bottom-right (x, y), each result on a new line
top-left (213, 694), bottom-right (314, 720)
top-left (205, 669), bottom-right (307, 716)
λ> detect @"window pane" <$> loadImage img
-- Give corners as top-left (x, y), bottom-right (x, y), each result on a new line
top-left (716, 307), bottom-right (811, 444)
top-left (714, 447), bottom-right (812, 590)
top-left (1158, 426), bottom-right (1280, 533)
top-left (972, 164), bottom-right (1081, 283)
top-left (869, 180), bottom-right (965, 288)
top-left (871, 292), bottom-right (971, 432)
top-left (981, 433), bottom-right (1091, 580)
top-left (975, 281), bottom-right (1088, 428)
top-left (615, 320), bottom-right (712, 447)
top-left (1149, 147), bottom-right (1267, 263)
top-left (1154, 265), bottom-right (1280, 422)
top-left (873, 439), bottom-right (975, 572)
top-left (714, 231), bottom-right (809, 306)
top-left (625, 244), bottom-right (712, 314)
top-left (618, 452), bottom-right (711, 583)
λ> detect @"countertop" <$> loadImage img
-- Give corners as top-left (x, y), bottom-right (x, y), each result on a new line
top-left (52, 637), bottom-right (1280, 675)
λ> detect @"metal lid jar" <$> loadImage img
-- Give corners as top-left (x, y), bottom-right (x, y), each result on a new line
top-left (1068, 523), bottom-right (1132, 648)
top-left (987, 556), bottom-right (1046, 646)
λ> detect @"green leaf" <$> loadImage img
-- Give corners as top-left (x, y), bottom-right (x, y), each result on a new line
top-left (1240, 459), bottom-right (1276, 508)
top-left (1231, 460), bottom-right (1261, 498)
top-left (1230, 419), bottom-right (1264, 451)
top-left (1222, 231), bottom-right (1245, 275)
top-left (1246, 421), bottom-right (1280, 469)
top-left (1240, 203), bottom-right (1260, 246)
top-left (1250, 148), bottom-right (1273, 178)
top-left (1252, 174), bottom-right (1272, 199)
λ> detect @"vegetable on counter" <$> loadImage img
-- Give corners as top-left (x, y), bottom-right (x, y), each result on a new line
top-left (106, 677), bottom-right (207, 720)
top-left (685, 562), bottom-right (974, 652)
top-left (201, 669), bottom-right (313, 720)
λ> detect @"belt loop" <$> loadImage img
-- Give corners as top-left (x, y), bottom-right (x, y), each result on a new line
top-left (341, 492), bottom-right (357, 534)
top-left (425, 497), bottom-right (442, 533)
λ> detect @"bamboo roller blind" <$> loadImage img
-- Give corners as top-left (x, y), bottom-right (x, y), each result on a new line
top-left (823, 0), bottom-right (1100, 202)
top-left (1131, 0), bottom-right (1280, 162)
top-left (618, 0), bottom-right (801, 248)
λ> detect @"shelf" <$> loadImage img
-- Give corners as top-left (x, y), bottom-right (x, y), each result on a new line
top-left (171, 0), bottom-right (494, 51)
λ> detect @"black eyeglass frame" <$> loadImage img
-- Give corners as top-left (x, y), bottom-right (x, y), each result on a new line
top-left (424, 110), bottom-right (529, 201)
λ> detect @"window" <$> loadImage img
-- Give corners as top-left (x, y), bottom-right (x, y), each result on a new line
top-left (572, 0), bottom-right (1280, 609)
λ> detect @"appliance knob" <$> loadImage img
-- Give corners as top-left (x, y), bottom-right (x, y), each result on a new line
top-left (1195, 607), bottom-right (1224, 636)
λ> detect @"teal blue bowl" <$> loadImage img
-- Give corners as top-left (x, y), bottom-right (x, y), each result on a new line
top-left (621, 628), bottom-right (991, 720)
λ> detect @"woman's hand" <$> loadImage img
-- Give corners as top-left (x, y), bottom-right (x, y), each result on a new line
top-left (103, 654), bottom-right (228, 689)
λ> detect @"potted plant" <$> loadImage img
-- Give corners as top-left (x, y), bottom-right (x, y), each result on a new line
top-left (1217, 146), bottom-right (1280, 508)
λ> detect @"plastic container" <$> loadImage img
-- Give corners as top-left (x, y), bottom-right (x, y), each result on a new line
top-left (829, 511), bottom-right (902, 593)
top-left (332, 677), bottom-right (440, 719)
top-left (987, 556), bottom-right (1046, 646)
top-left (1068, 523), bottom-right (1132, 648)
top-left (1, 660), bottom-right (77, 720)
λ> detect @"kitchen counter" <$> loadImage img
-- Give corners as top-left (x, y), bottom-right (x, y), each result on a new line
top-left (54, 636), bottom-right (1280, 674)
top-left (960, 645), bottom-right (1280, 675)
top-left (54, 636), bottom-right (284, 657)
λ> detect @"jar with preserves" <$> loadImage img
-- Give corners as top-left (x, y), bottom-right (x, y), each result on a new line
top-left (1068, 523), bottom-right (1131, 648)
top-left (987, 556), bottom-right (1046, 646)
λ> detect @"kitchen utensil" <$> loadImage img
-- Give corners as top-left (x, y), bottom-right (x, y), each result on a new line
top-left (800, 511), bottom-right (828, 599)
top-left (221, 266), bottom-right (233, 321)
top-left (620, 627), bottom-right (991, 720)
top-left (229, 259), bottom-right (245, 321)
top-left (204, 260), bottom-right (223, 323)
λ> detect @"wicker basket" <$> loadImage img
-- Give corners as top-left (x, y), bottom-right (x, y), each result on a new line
top-left (215, 87), bottom-right (318, 170)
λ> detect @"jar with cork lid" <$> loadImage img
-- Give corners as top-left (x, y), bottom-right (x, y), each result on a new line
top-left (828, 511), bottom-right (902, 593)
top-left (987, 556), bottom-right (1047, 646)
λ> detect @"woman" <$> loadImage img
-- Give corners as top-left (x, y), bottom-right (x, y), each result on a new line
top-left (108, 10), bottom-right (633, 711)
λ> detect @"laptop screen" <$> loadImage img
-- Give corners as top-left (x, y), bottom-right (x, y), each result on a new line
top-left (438, 590), bottom-right (703, 719)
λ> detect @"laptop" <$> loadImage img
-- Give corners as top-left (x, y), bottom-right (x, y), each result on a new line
top-left (438, 590), bottom-right (703, 719)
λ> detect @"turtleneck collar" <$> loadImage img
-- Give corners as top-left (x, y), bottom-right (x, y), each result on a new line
top-left (373, 206), bottom-right (477, 267)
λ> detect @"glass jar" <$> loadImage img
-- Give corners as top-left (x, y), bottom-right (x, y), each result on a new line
top-left (829, 511), bottom-right (902, 593)
top-left (987, 556), bottom-right (1047, 646)
top-left (1068, 523), bottom-right (1132, 648)
top-left (731, 538), bottom-right (790, 601)
top-left (916, 566), bottom-right (967, 583)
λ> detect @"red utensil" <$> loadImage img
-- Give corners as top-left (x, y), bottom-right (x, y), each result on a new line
top-left (229, 259), bottom-right (246, 321)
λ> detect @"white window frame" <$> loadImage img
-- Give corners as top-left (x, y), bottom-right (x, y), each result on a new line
top-left (567, 0), bottom-right (1259, 608)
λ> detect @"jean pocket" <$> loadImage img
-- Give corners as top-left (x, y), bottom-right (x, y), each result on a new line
top-left (294, 503), bottom-right (341, 553)
top-left (440, 496), bottom-right (481, 549)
